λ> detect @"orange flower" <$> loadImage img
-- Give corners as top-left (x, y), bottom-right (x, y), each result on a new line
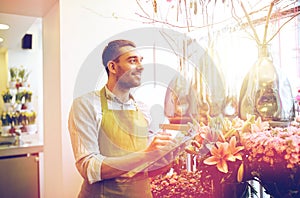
top-left (228, 136), bottom-right (244, 161)
top-left (203, 136), bottom-right (244, 173)
top-left (203, 142), bottom-right (234, 173)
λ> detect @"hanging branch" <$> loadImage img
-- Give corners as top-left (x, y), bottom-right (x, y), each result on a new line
top-left (135, 0), bottom-right (150, 18)
top-left (263, 1), bottom-right (275, 45)
top-left (184, 0), bottom-right (191, 31)
top-left (240, 1), bottom-right (261, 45)
top-left (267, 10), bottom-right (300, 44)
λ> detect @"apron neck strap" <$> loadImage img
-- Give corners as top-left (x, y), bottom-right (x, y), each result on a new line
top-left (100, 87), bottom-right (139, 111)
top-left (100, 88), bottom-right (108, 112)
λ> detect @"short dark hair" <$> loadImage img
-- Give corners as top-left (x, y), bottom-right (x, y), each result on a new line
top-left (102, 39), bottom-right (136, 75)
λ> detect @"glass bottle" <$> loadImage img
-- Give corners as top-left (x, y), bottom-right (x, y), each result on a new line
top-left (239, 44), bottom-right (295, 123)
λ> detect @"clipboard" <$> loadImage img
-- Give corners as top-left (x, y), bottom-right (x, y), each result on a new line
top-left (123, 124), bottom-right (196, 178)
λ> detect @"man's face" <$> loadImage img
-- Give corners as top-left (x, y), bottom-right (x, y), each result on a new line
top-left (113, 49), bottom-right (144, 89)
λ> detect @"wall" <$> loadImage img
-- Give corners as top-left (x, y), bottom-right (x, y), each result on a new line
top-left (59, 0), bottom-right (148, 197)
top-left (7, 18), bottom-right (44, 138)
top-left (58, 1), bottom-right (300, 197)
top-left (45, 1), bottom-right (300, 197)
top-left (0, 50), bottom-right (8, 110)
top-left (43, 2), bottom-right (63, 197)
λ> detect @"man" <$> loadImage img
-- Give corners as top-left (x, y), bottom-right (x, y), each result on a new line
top-left (68, 39), bottom-right (176, 197)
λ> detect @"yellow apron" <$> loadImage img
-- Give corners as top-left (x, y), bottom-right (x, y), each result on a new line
top-left (79, 88), bottom-right (152, 198)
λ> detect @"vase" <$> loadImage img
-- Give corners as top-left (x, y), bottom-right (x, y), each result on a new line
top-left (239, 44), bottom-right (295, 122)
top-left (201, 46), bottom-right (225, 118)
top-left (211, 161), bottom-right (249, 198)
top-left (223, 85), bottom-right (239, 120)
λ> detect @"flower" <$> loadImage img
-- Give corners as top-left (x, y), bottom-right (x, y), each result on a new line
top-left (204, 141), bottom-right (233, 173)
top-left (18, 65), bottom-right (31, 82)
top-left (228, 136), bottom-right (244, 161)
top-left (151, 114), bottom-right (300, 197)
top-left (24, 90), bottom-right (33, 102)
top-left (202, 136), bottom-right (244, 173)
top-left (1, 112), bottom-right (11, 126)
top-left (2, 89), bottom-right (13, 103)
top-left (9, 67), bottom-right (18, 81)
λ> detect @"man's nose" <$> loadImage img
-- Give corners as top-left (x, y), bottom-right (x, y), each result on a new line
top-left (136, 60), bottom-right (144, 70)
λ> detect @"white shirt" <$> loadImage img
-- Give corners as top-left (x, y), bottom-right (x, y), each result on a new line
top-left (68, 87), bottom-right (151, 184)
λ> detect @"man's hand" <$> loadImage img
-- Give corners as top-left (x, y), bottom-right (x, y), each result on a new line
top-left (145, 131), bottom-right (175, 152)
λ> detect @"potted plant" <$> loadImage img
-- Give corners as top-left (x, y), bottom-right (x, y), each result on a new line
top-left (9, 67), bottom-right (18, 88)
top-left (2, 89), bottom-right (13, 103)
top-left (25, 111), bottom-right (37, 134)
top-left (2, 89), bottom-right (13, 112)
top-left (23, 90), bottom-right (33, 110)
top-left (18, 66), bottom-right (30, 87)
top-left (24, 90), bottom-right (32, 103)
top-left (1, 112), bottom-right (11, 136)
top-left (15, 91), bottom-right (24, 111)
top-left (11, 111), bottom-right (23, 131)
top-left (152, 114), bottom-right (300, 198)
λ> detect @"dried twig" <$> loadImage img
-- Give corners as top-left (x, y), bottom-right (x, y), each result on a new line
top-left (263, 1), bottom-right (275, 45)
top-left (184, 0), bottom-right (191, 31)
top-left (240, 1), bottom-right (261, 45)
top-left (267, 10), bottom-right (300, 44)
top-left (135, 0), bottom-right (150, 18)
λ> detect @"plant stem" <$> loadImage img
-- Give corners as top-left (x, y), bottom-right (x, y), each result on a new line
top-left (240, 2), bottom-right (261, 45)
top-left (263, 1), bottom-right (274, 45)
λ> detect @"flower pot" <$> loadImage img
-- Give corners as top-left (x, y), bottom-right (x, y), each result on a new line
top-left (25, 124), bottom-right (37, 134)
top-left (15, 104), bottom-right (22, 111)
top-left (3, 103), bottom-right (12, 112)
top-left (22, 81), bottom-right (28, 87)
top-left (9, 81), bottom-right (16, 89)
top-left (1, 126), bottom-right (11, 136)
top-left (26, 102), bottom-right (33, 110)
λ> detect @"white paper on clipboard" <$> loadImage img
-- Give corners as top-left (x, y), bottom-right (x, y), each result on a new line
top-left (123, 128), bottom-right (197, 178)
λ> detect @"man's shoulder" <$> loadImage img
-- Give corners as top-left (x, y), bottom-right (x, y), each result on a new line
top-left (73, 90), bottom-right (101, 105)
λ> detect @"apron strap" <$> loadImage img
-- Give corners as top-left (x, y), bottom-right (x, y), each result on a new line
top-left (100, 87), bottom-right (139, 112)
top-left (100, 87), bottom-right (108, 113)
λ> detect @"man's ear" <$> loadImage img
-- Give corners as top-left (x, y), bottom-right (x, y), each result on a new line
top-left (107, 61), bottom-right (117, 74)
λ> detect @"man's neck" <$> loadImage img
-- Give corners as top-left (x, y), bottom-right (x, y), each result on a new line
top-left (106, 82), bottom-right (130, 103)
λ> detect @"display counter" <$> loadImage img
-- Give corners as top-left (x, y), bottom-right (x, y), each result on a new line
top-left (0, 134), bottom-right (43, 158)
top-left (0, 134), bottom-right (43, 198)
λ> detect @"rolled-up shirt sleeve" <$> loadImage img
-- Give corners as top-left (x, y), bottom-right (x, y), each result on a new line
top-left (68, 92), bottom-right (105, 184)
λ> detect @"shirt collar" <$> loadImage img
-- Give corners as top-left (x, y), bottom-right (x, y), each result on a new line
top-left (104, 86), bottom-right (135, 105)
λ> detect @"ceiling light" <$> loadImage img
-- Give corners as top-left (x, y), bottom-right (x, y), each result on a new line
top-left (0, 37), bottom-right (3, 42)
top-left (0, 23), bottom-right (9, 30)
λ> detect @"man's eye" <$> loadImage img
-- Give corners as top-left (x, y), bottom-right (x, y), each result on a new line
top-left (129, 59), bottom-right (136, 64)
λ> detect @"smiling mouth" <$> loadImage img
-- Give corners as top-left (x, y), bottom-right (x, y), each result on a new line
top-left (133, 73), bottom-right (142, 79)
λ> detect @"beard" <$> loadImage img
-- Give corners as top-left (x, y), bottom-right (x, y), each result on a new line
top-left (115, 71), bottom-right (142, 90)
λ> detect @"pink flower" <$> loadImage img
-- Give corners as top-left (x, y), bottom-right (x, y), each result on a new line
top-left (199, 126), bottom-right (219, 143)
